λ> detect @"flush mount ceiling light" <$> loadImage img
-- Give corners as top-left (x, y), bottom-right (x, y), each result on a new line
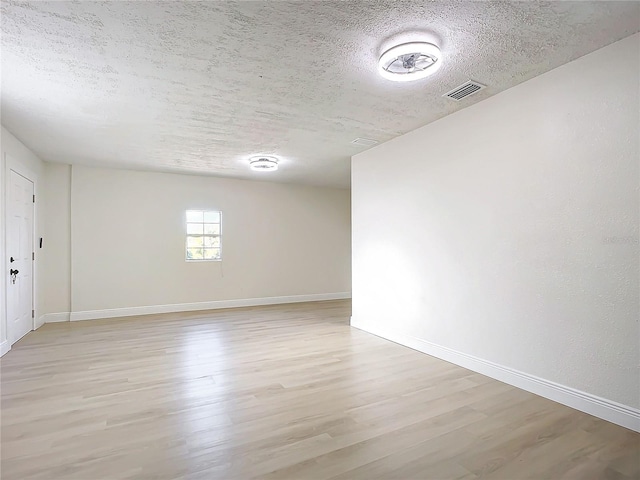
top-left (378, 42), bottom-right (442, 82)
top-left (351, 137), bottom-right (378, 147)
top-left (249, 156), bottom-right (279, 171)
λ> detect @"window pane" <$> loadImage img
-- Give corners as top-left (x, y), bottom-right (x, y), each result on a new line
top-left (186, 210), bottom-right (221, 261)
top-left (203, 248), bottom-right (221, 260)
top-left (187, 247), bottom-right (203, 259)
top-left (204, 223), bottom-right (220, 235)
top-left (186, 210), bottom-right (203, 223)
top-left (187, 223), bottom-right (203, 235)
top-left (204, 211), bottom-right (220, 223)
top-left (187, 236), bottom-right (203, 247)
top-left (203, 235), bottom-right (220, 247)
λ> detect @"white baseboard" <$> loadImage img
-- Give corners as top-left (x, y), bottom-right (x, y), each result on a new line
top-left (70, 292), bottom-right (352, 322)
top-left (351, 318), bottom-right (640, 433)
top-left (0, 340), bottom-right (10, 357)
top-left (43, 312), bottom-right (71, 323)
top-left (35, 315), bottom-right (45, 329)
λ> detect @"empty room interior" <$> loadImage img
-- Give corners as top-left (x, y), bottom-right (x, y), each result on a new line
top-left (1, 1), bottom-right (639, 479)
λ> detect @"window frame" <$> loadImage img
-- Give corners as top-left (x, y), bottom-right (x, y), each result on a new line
top-left (185, 210), bottom-right (222, 262)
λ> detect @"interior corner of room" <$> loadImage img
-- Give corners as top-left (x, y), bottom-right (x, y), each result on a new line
top-left (1, 136), bottom-right (352, 329)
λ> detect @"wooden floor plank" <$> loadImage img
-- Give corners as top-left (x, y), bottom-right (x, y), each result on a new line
top-left (1, 300), bottom-right (638, 479)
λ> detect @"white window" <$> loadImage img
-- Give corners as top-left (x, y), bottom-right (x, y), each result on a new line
top-left (185, 210), bottom-right (222, 261)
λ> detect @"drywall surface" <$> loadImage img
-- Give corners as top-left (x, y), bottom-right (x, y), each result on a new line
top-left (0, 134), bottom-right (4, 348)
top-left (71, 165), bottom-right (351, 312)
top-left (1, 126), bottom-right (46, 349)
top-left (42, 163), bottom-right (71, 315)
top-left (352, 34), bottom-right (639, 409)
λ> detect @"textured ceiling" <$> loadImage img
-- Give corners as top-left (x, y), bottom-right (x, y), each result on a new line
top-left (1, 1), bottom-right (639, 187)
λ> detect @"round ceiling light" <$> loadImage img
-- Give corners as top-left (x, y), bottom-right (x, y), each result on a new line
top-left (378, 42), bottom-right (442, 82)
top-left (249, 156), bottom-right (279, 171)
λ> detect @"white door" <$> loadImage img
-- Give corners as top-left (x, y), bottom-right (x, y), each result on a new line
top-left (7, 169), bottom-right (34, 345)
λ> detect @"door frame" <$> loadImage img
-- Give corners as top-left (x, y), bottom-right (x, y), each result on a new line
top-left (4, 153), bottom-right (39, 344)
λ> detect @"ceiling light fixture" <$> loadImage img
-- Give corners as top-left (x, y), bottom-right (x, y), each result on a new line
top-left (249, 156), bottom-right (279, 171)
top-left (378, 42), bottom-right (442, 82)
top-left (351, 138), bottom-right (378, 147)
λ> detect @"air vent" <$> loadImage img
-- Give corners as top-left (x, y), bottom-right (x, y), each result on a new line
top-left (351, 138), bottom-right (378, 147)
top-left (443, 81), bottom-right (486, 101)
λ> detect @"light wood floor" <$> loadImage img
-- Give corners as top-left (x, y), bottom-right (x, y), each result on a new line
top-left (1, 300), bottom-right (638, 479)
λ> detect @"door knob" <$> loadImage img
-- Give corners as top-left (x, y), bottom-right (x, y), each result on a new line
top-left (10, 269), bottom-right (19, 275)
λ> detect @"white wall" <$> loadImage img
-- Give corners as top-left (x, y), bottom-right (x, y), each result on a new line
top-left (1, 126), bottom-right (46, 354)
top-left (43, 163), bottom-right (71, 316)
top-left (0, 134), bottom-right (4, 353)
top-left (61, 165), bottom-right (350, 317)
top-left (352, 34), bottom-right (639, 427)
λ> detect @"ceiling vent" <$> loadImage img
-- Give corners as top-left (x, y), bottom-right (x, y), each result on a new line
top-left (443, 81), bottom-right (486, 101)
top-left (351, 138), bottom-right (378, 147)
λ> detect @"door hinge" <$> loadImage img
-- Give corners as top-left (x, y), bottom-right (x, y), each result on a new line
top-left (33, 194), bottom-right (35, 203)
top-left (32, 309), bottom-right (35, 318)
top-left (32, 252), bottom-right (35, 261)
